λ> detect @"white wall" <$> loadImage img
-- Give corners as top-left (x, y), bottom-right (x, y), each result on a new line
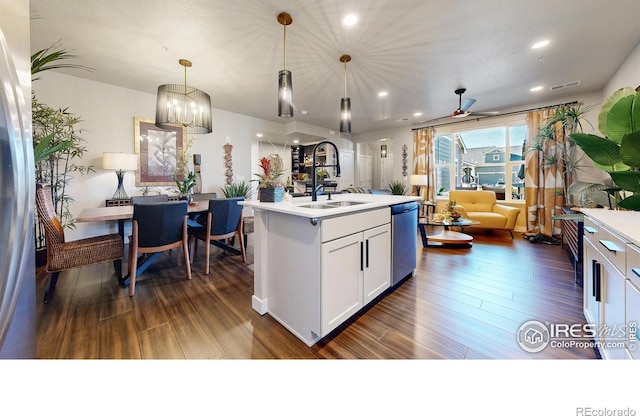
top-left (604, 42), bottom-right (640, 99)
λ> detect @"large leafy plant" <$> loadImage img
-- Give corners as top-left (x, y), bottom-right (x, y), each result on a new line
top-left (570, 88), bottom-right (640, 210)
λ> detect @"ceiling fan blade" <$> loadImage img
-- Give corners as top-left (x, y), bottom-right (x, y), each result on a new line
top-left (460, 98), bottom-right (476, 112)
top-left (469, 111), bottom-right (499, 116)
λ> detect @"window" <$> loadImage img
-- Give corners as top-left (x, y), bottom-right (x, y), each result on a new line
top-left (435, 124), bottom-right (526, 201)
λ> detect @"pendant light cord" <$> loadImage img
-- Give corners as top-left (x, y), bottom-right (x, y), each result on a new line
top-left (283, 24), bottom-right (287, 70)
top-left (343, 60), bottom-right (347, 98)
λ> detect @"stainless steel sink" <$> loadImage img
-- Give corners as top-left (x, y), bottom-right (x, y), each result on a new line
top-left (327, 200), bottom-right (367, 207)
top-left (297, 203), bottom-right (339, 209)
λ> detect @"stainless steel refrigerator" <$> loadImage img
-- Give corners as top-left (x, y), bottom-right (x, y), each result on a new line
top-left (0, 2), bottom-right (36, 359)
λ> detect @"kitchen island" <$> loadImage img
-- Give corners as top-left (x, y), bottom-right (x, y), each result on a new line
top-left (240, 193), bottom-right (420, 346)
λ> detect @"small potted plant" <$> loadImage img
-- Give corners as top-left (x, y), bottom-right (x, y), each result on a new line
top-left (254, 154), bottom-right (286, 202)
top-left (173, 171), bottom-right (197, 202)
top-left (388, 180), bottom-right (407, 195)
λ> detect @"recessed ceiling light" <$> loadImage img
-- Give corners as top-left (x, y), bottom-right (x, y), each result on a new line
top-left (256, 133), bottom-right (263, 137)
top-left (300, 110), bottom-right (308, 115)
top-left (293, 139), bottom-right (299, 144)
top-left (531, 40), bottom-right (550, 49)
top-left (414, 112), bottom-right (422, 117)
top-left (530, 86), bottom-right (544, 92)
top-left (342, 14), bottom-right (358, 26)
top-left (378, 91), bottom-right (388, 97)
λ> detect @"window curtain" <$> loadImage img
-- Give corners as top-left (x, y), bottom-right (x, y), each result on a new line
top-left (412, 127), bottom-right (436, 203)
top-left (524, 109), bottom-right (565, 236)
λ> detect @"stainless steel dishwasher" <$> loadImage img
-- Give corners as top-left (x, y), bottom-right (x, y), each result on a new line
top-left (391, 201), bottom-right (419, 286)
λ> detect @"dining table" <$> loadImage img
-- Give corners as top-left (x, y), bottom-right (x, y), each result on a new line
top-left (76, 200), bottom-right (209, 285)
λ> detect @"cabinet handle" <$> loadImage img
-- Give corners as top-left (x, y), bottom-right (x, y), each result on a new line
top-left (599, 240), bottom-right (622, 253)
top-left (633, 268), bottom-right (640, 279)
top-left (584, 226), bottom-right (597, 234)
top-left (366, 239), bottom-right (370, 268)
top-left (360, 241), bottom-right (364, 272)
top-left (594, 260), bottom-right (601, 302)
top-left (591, 259), bottom-right (598, 299)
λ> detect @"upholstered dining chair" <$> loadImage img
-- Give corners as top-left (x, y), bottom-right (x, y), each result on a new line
top-left (129, 201), bottom-right (191, 296)
top-left (35, 186), bottom-right (124, 303)
top-left (130, 195), bottom-right (169, 205)
top-left (188, 197), bottom-right (245, 274)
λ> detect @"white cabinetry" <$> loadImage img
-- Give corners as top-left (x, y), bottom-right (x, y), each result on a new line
top-left (265, 206), bottom-right (391, 346)
top-left (321, 223), bottom-right (390, 335)
top-left (583, 215), bottom-right (630, 359)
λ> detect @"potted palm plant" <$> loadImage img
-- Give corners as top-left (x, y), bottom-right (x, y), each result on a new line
top-left (570, 87), bottom-right (640, 210)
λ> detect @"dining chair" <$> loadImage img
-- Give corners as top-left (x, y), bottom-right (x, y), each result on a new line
top-left (129, 201), bottom-right (191, 296)
top-left (35, 186), bottom-right (124, 303)
top-left (130, 195), bottom-right (169, 205)
top-left (191, 192), bottom-right (217, 201)
top-left (189, 197), bottom-right (245, 274)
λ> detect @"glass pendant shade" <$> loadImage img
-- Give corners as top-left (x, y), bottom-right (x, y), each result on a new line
top-left (340, 97), bottom-right (351, 133)
top-left (278, 69), bottom-right (293, 117)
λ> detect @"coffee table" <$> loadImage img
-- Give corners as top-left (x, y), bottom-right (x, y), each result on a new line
top-left (418, 217), bottom-right (480, 247)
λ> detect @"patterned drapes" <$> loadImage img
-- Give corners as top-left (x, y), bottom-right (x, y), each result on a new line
top-left (524, 109), bottom-right (565, 236)
top-left (412, 127), bottom-right (436, 203)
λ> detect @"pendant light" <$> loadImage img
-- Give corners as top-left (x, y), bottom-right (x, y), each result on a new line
top-left (155, 59), bottom-right (212, 134)
top-left (339, 54), bottom-right (351, 133)
top-left (277, 12), bottom-right (293, 118)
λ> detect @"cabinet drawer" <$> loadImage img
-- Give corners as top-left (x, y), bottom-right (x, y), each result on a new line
top-left (625, 280), bottom-right (640, 359)
top-left (627, 243), bottom-right (640, 289)
top-left (321, 208), bottom-right (389, 243)
top-left (597, 224), bottom-right (627, 274)
top-left (583, 216), bottom-right (599, 246)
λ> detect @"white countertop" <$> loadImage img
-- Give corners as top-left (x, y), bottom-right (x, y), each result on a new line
top-left (239, 193), bottom-right (421, 218)
top-left (581, 208), bottom-right (640, 245)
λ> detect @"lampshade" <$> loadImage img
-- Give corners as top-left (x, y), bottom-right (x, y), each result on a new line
top-left (277, 12), bottom-right (293, 118)
top-left (155, 59), bottom-right (212, 134)
top-left (103, 152), bottom-right (137, 200)
top-left (409, 174), bottom-right (429, 186)
top-left (339, 54), bottom-right (351, 133)
top-left (102, 152), bottom-right (137, 171)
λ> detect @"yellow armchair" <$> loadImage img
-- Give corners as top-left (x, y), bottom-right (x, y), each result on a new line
top-left (449, 190), bottom-right (520, 238)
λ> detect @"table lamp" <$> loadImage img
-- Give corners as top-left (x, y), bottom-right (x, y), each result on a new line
top-left (103, 152), bottom-right (137, 199)
top-left (409, 174), bottom-right (429, 201)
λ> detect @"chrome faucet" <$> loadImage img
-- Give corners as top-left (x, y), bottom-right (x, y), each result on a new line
top-left (311, 140), bottom-right (341, 201)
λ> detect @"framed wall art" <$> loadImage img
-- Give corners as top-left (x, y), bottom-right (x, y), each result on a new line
top-left (134, 117), bottom-right (186, 186)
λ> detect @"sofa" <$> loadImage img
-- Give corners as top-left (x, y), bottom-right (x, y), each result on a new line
top-left (448, 190), bottom-right (520, 238)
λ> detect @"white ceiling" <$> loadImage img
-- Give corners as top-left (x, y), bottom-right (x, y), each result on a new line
top-left (29, 0), bottom-right (640, 141)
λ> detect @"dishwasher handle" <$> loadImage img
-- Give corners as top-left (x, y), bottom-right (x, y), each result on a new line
top-left (391, 202), bottom-right (419, 215)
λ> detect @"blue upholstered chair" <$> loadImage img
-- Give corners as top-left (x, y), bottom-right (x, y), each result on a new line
top-left (188, 197), bottom-right (246, 274)
top-left (129, 201), bottom-right (191, 296)
top-left (130, 195), bottom-right (169, 205)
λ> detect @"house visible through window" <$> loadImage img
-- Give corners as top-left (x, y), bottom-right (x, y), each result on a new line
top-left (434, 124), bottom-right (526, 201)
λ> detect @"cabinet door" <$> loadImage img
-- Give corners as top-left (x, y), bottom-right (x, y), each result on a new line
top-left (321, 233), bottom-right (363, 335)
top-left (363, 224), bottom-right (391, 305)
top-left (583, 237), bottom-right (601, 331)
top-left (600, 255), bottom-right (627, 359)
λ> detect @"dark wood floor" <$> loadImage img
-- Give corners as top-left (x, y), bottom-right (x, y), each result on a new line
top-left (36, 227), bottom-right (597, 359)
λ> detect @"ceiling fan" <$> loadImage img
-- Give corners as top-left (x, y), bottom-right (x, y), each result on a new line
top-left (419, 88), bottom-right (499, 124)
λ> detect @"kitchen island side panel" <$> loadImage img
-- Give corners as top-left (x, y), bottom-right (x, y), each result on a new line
top-left (267, 211), bottom-right (322, 345)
